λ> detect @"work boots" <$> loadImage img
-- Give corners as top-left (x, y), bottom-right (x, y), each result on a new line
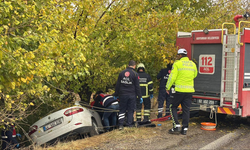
top-left (168, 127), bottom-right (181, 134)
top-left (181, 128), bottom-right (188, 135)
top-left (168, 127), bottom-right (188, 135)
top-left (168, 124), bottom-right (181, 134)
top-left (119, 125), bottom-right (124, 130)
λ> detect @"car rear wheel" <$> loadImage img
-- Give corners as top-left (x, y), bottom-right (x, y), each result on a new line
top-left (90, 119), bottom-right (99, 136)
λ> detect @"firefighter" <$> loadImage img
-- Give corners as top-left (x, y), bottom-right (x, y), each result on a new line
top-left (1, 116), bottom-right (21, 150)
top-left (136, 63), bottom-right (153, 122)
top-left (93, 91), bottom-right (119, 132)
top-left (166, 49), bottom-right (197, 135)
top-left (114, 60), bottom-right (142, 130)
top-left (156, 63), bottom-right (172, 118)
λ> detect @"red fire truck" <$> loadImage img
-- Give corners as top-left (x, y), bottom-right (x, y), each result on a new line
top-left (176, 14), bottom-right (250, 118)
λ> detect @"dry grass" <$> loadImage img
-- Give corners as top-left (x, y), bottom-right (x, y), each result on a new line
top-left (33, 121), bottom-right (171, 150)
top-left (27, 97), bottom-right (170, 150)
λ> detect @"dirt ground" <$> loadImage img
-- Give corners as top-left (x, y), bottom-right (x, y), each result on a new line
top-left (81, 118), bottom-right (225, 150)
top-left (82, 115), bottom-right (250, 150)
top-left (22, 97), bottom-right (250, 150)
top-left (82, 97), bottom-right (250, 150)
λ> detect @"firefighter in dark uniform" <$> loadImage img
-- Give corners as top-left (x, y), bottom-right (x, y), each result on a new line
top-left (156, 63), bottom-right (172, 118)
top-left (166, 49), bottom-right (197, 135)
top-left (114, 60), bottom-right (142, 130)
top-left (136, 63), bottom-right (153, 122)
top-left (1, 116), bottom-right (21, 150)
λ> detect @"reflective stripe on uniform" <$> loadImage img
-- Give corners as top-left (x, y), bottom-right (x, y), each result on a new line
top-left (158, 108), bottom-right (163, 113)
top-left (144, 109), bottom-right (150, 116)
top-left (140, 84), bottom-right (149, 97)
top-left (166, 74), bottom-right (173, 90)
top-left (178, 68), bottom-right (196, 71)
top-left (136, 112), bottom-right (142, 115)
top-left (148, 81), bottom-right (153, 85)
top-left (148, 81), bottom-right (153, 92)
top-left (111, 101), bottom-right (118, 105)
top-left (103, 96), bottom-right (114, 106)
top-left (2, 136), bottom-right (8, 138)
top-left (118, 113), bottom-right (125, 120)
top-left (140, 81), bottom-right (153, 98)
top-left (175, 85), bottom-right (194, 89)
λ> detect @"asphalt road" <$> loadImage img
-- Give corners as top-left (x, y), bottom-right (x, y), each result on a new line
top-left (84, 113), bottom-right (250, 150)
top-left (168, 114), bottom-right (250, 150)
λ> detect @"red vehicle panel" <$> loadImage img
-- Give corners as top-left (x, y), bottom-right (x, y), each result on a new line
top-left (176, 25), bottom-right (250, 117)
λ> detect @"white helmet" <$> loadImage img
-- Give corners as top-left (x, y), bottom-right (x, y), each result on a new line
top-left (137, 63), bottom-right (145, 71)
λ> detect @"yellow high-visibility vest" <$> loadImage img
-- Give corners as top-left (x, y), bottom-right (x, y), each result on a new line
top-left (166, 57), bottom-right (197, 93)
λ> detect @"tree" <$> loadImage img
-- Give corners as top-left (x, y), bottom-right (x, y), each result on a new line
top-left (0, 0), bottom-right (247, 144)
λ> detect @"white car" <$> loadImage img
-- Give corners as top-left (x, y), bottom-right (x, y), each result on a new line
top-left (28, 102), bottom-right (104, 146)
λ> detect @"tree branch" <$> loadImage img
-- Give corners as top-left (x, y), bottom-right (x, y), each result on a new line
top-left (94, 0), bottom-right (116, 28)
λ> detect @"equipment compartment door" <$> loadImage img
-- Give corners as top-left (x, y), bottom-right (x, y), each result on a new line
top-left (192, 44), bottom-right (222, 94)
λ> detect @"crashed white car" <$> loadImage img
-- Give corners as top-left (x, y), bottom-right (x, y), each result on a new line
top-left (28, 102), bottom-right (104, 146)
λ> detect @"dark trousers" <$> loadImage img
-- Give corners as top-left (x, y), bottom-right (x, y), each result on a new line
top-left (103, 104), bottom-right (119, 130)
top-left (118, 95), bottom-right (136, 126)
top-left (157, 88), bottom-right (170, 118)
top-left (136, 97), bottom-right (151, 121)
top-left (170, 92), bottom-right (192, 129)
top-left (2, 138), bottom-right (17, 150)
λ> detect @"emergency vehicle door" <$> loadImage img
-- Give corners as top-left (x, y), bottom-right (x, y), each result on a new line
top-left (192, 44), bottom-right (222, 96)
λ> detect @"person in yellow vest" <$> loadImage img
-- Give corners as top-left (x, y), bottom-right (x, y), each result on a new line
top-left (166, 48), bottom-right (197, 135)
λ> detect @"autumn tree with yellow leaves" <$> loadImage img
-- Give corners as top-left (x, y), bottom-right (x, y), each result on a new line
top-left (0, 0), bottom-right (248, 142)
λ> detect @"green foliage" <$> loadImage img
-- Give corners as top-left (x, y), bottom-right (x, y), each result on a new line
top-left (0, 0), bottom-right (247, 134)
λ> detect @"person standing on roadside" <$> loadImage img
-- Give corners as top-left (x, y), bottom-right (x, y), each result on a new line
top-left (114, 60), bottom-right (142, 130)
top-left (166, 49), bottom-right (197, 135)
top-left (156, 63), bottom-right (172, 118)
top-left (136, 63), bottom-right (153, 122)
